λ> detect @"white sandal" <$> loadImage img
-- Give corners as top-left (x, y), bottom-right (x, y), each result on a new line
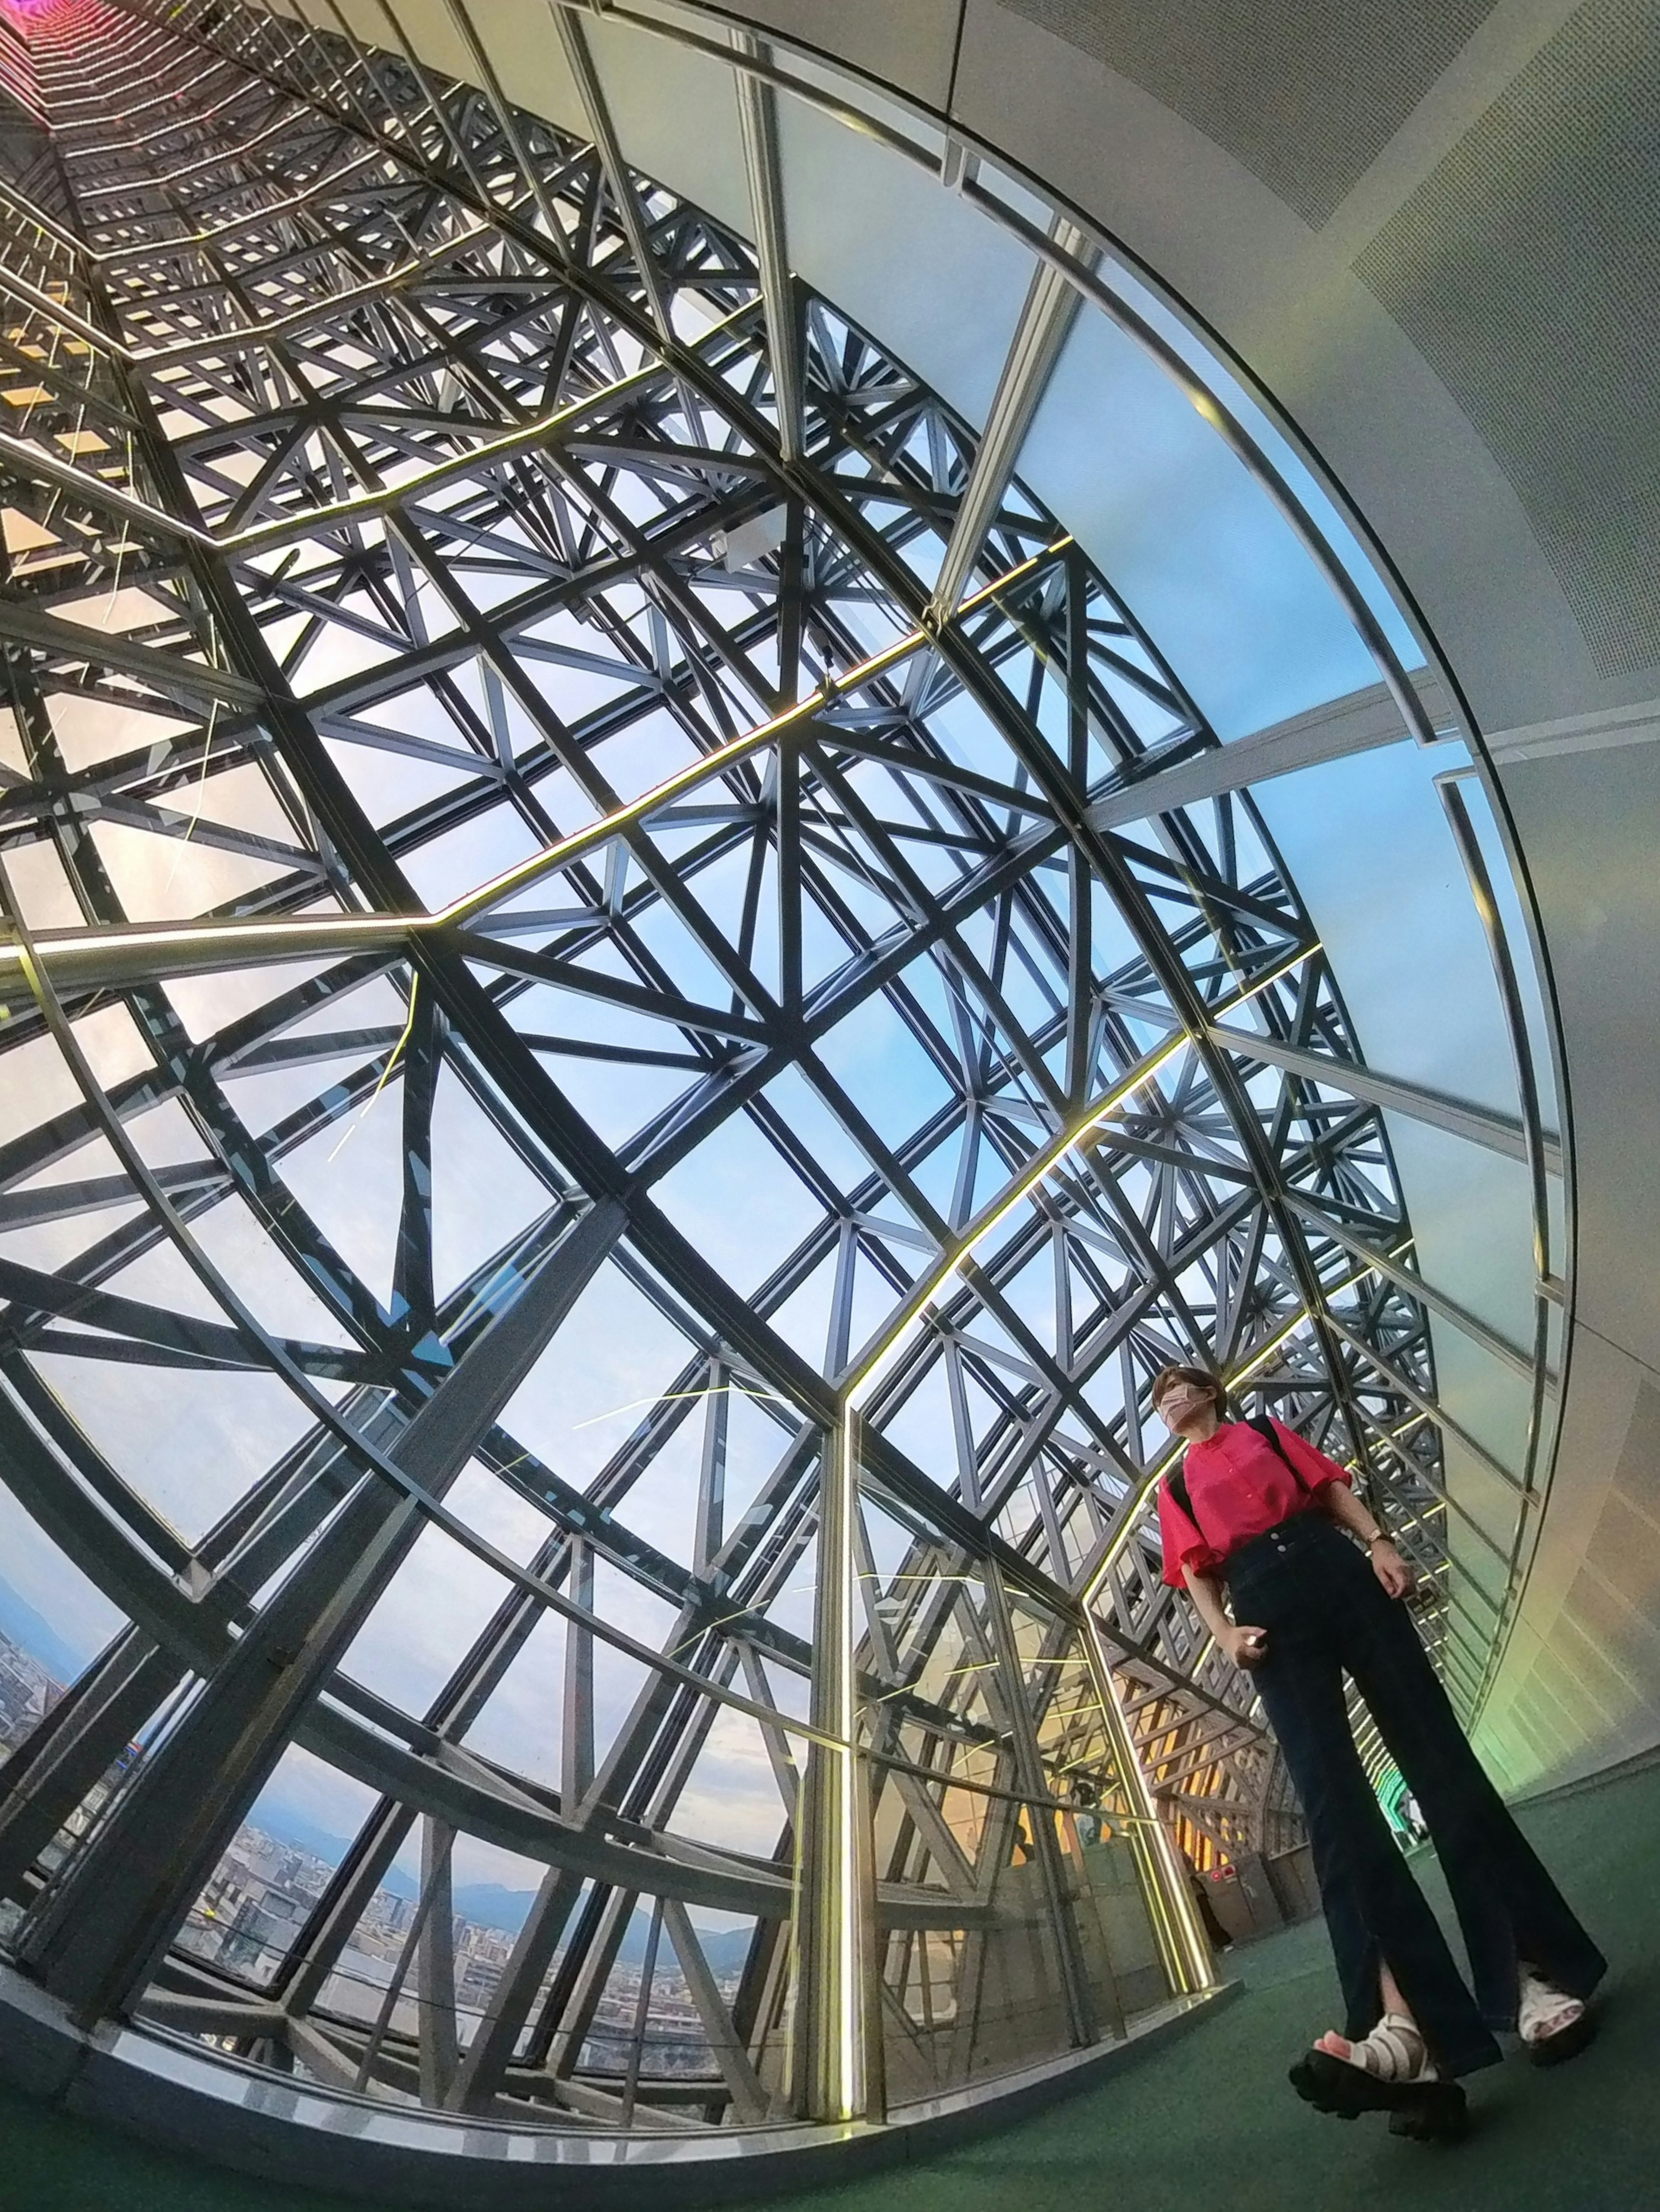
top-left (1291, 2014), bottom-right (1466, 2139)
top-left (1517, 1968), bottom-right (1594, 2066)
top-left (1318, 2010), bottom-right (1439, 2085)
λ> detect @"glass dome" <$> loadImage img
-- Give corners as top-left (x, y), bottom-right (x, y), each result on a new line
top-left (0, 0), bottom-right (1462, 2153)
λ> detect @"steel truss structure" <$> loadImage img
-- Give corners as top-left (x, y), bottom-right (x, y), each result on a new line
top-left (0, 0), bottom-right (1467, 2142)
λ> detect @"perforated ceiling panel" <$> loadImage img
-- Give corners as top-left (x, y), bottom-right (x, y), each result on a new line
top-left (992, 0), bottom-right (1497, 225)
top-left (1356, 0), bottom-right (1660, 681)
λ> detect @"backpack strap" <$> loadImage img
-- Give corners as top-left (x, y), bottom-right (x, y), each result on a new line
top-left (1165, 1415), bottom-right (1309, 1525)
top-left (1245, 1414), bottom-right (1310, 1493)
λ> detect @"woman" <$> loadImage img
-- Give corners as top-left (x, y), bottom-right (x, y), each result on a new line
top-left (1152, 1364), bottom-right (1605, 2141)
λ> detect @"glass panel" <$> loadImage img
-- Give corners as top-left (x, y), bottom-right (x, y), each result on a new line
top-left (0, 0), bottom-right (1484, 2154)
top-left (855, 1475), bottom-right (1178, 2104)
top-left (1007, 1597), bottom-right (1170, 2035)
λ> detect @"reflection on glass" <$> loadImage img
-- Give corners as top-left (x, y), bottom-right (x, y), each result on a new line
top-left (856, 1482), bottom-right (1176, 2099)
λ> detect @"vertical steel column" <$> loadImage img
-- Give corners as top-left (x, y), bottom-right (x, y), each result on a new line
top-left (447, 1866), bottom-right (586, 2110)
top-left (926, 222), bottom-right (1089, 625)
top-left (731, 28), bottom-right (802, 465)
top-left (1079, 1607), bottom-right (1215, 1996)
top-left (0, 1634), bottom-right (177, 1904)
top-left (552, 3), bottom-right (672, 338)
top-left (416, 1816), bottom-right (460, 2103)
top-left (561, 1536), bottom-right (595, 1812)
top-left (450, 1594), bottom-right (713, 2111)
top-left (694, 1371), bottom-right (729, 1574)
top-left (790, 1411), bottom-right (878, 2121)
top-left (981, 1560), bottom-right (1097, 2048)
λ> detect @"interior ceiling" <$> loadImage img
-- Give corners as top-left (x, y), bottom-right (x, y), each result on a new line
top-left (995, 0), bottom-right (1503, 227)
top-left (1353, 0), bottom-right (1660, 681)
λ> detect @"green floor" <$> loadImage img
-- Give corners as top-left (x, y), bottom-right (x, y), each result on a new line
top-left (0, 1760), bottom-right (1653, 2212)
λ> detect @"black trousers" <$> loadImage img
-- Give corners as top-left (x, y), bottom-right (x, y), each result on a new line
top-left (1226, 1513), bottom-right (1606, 2077)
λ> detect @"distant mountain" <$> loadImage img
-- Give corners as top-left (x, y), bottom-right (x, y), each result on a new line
top-left (252, 1807), bottom-right (418, 1901)
top-left (252, 1810), bottom-right (753, 1972)
top-left (451, 1881), bottom-right (532, 1932)
top-left (0, 1574), bottom-right (95, 1687)
top-left (618, 1910), bottom-right (754, 1979)
top-left (433, 1886), bottom-right (753, 1974)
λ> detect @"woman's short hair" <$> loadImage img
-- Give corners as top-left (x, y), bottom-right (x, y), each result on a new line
top-left (1149, 1364), bottom-right (1231, 1420)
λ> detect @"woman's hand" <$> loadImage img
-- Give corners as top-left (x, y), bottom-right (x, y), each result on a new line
top-left (1221, 1623), bottom-right (1268, 1670)
top-left (1370, 1538), bottom-right (1414, 1600)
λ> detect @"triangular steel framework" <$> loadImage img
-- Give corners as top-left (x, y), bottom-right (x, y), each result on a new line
top-left (0, 0), bottom-right (1475, 2136)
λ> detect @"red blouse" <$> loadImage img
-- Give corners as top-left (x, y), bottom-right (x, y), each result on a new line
top-left (1157, 1417), bottom-right (1350, 1587)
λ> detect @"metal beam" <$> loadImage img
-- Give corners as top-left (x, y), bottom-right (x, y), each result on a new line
top-left (1283, 1195), bottom-right (1546, 1385)
top-left (927, 221), bottom-right (1090, 623)
top-left (552, 4), bottom-right (672, 339)
top-left (0, 600), bottom-right (263, 708)
top-left (731, 28), bottom-right (801, 463)
top-left (1207, 1022), bottom-right (1561, 1173)
top-left (1087, 669), bottom-right (1453, 831)
top-left (1322, 1309), bottom-right (1529, 1499)
top-left (19, 1201), bottom-right (626, 2018)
